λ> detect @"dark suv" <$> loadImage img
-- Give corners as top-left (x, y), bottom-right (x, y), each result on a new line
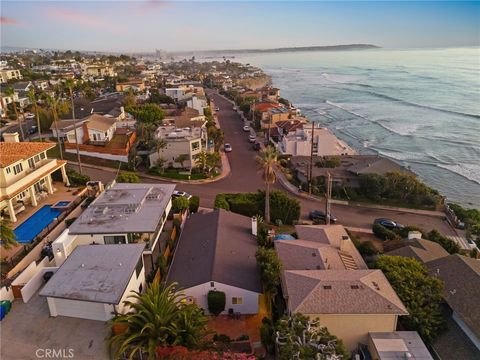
top-left (309, 210), bottom-right (337, 224)
top-left (373, 218), bottom-right (404, 229)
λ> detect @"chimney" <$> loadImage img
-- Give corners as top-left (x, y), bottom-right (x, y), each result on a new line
top-left (340, 235), bottom-right (350, 252)
top-left (251, 216), bottom-right (257, 236)
top-left (3, 132), bottom-right (20, 143)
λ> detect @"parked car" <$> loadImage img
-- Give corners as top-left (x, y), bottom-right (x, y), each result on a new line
top-left (373, 218), bottom-right (404, 229)
top-left (224, 143), bottom-right (232, 152)
top-left (243, 125), bottom-right (250, 132)
top-left (248, 134), bottom-right (256, 142)
top-left (309, 210), bottom-right (337, 223)
top-left (27, 126), bottom-right (38, 135)
top-left (253, 142), bottom-right (261, 151)
top-left (215, 107), bottom-right (220, 111)
top-left (24, 112), bottom-right (35, 120)
top-left (173, 190), bottom-right (192, 200)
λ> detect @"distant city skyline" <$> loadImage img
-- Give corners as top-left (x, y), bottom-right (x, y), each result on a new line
top-left (1, 1), bottom-right (479, 53)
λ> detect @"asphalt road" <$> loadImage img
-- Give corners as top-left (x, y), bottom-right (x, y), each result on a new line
top-left (77, 91), bottom-right (457, 236)
top-left (0, 119), bottom-right (36, 140)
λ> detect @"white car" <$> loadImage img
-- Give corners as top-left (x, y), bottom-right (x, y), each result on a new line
top-left (248, 134), bottom-right (256, 142)
top-left (243, 125), bottom-right (250, 132)
top-left (224, 143), bottom-right (232, 152)
top-left (24, 113), bottom-right (35, 120)
top-left (215, 107), bottom-right (220, 111)
top-left (173, 190), bottom-right (192, 200)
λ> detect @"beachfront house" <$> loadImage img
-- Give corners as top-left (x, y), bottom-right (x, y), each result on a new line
top-left (275, 225), bottom-right (408, 350)
top-left (0, 133), bottom-right (69, 223)
top-left (40, 244), bottom-right (146, 321)
top-left (166, 209), bottom-right (263, 315)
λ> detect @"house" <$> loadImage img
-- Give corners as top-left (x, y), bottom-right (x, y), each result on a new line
top-left (261, 106), bottom-right (291, 129)
top-left (65, 114), bottom-right (116, 145)
top-left (278, 125), bottom-right (356, 157)
top-left (166, 209), bottom-right (262, 315)
top-left (149, 125), bottom-right (207, 169)
top-left (0, 69), bottom-right (22, 83)
top-left (367, 332), bottom-right (433, 360)
top-left (427, 255), bottom-right (480, 351)
top-left (276, 225), bottom-right (408, 350)
top-left (386, 238), bottom-right (449, 264)
top-left (39, 244), bottom-right (145, 321)
top-left (185, 95), bottom-right (208, 115)
top-left (62, 183), bottom-right (175, 271)
top-left (82, 65), bottom-right (115, 79)
top-left (61, 93), bottom-right (127, 123)
top-left (50, 119), bottom-right (88, 140)
top-left (115, 79), bottom-right (145, 92)
top-left (0, 133), bottom-right (69, 223)
top-left (12, 81), bottom-right (33, 93)
top-left (162, 107), bottom-right (206, 128)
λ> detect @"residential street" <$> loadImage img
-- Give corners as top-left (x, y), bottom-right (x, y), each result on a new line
top-left (77, 91), bottom-right (457, 236)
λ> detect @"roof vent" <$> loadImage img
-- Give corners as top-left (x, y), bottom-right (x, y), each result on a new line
top-left (351, 285), bottom-right (359, 289)
top-left (323, 285), bottom-right (332, 290)
top-left (342, 235), bottom-right (349, 240)
top-left (450, 289), bottom-right (457, 295)
top-left (312, 253), bottom-right (316, 257)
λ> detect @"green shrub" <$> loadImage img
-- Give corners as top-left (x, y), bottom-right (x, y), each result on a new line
top-left (65, 217), bottom-right (77, 227)
top-left (208, 291), bottom-right (226, 316)
top-left (172, 197), bottom-right (189, 213)
top-left (269, 191), bottom-right (300, 225)
top-left (189, 195), bottom-right (200, 213)
top-left (372, 224), bottom-right (401, 241)
top-left (214, 194), bottom-right (230, 210)
top-left (393, 225), bottom-right (427, 239)
top-left (357, 241), bottom-right (378, 256)
top-left (236, 334), bottom-right (249, 341)
top-left (53, 168), bottom-right (90, 186)
top-left (213, 333), bottom-right (231, 343)
top-left (426, 229), bottom-right (460, 254)
top-left (260, 318), bottom-right (275, 354)
top-left (116, 172), bottom-right (140, 183)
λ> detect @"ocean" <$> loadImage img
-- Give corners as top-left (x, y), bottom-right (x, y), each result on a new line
top-left (229, 47), bottom-right (480, 208)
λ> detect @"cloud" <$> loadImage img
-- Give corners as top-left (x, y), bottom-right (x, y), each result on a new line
top-left (44, 7), bottom-right (124, 34)
top-left (0, 16), bottom-right (21, 26)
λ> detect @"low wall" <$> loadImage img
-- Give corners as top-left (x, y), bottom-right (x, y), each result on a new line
top-left (0, 286), bottom-right (14, 302)
top-left (65, 148), bottom-right (128, 163)
top-left (21, 266), bottom-right (58, 303)
top-left (11, 257), bottom-right (50, 287)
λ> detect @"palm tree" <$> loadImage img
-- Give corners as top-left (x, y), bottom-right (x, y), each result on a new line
top-left (205, 152), bottom-right (221, 176)
top-left (195, 150), bottom-right (208, 174)
top-left (175, 154), bottom-right (188, 169)
top-left (45, 93), bottom-right (63, 160)
top-left (4, 86), bottom-right (25, 141)
top-left (0, 219), bottom-right (19, 250)
top-left (256, 146), bottom-right (278, 223)
top-left (27, 88), bottom-right (42, 142)
top-left (64, 79), bottom-right (82, 174)
top-left (109, 282), bottom-right (208, 360)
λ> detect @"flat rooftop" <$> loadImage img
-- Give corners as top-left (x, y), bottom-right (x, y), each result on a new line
top-left (369, 332), bottom-right (433, 360)
top-left (39, 244), bottom-right (145, 304)
top-left (69, 183), bottom-right (175, 234)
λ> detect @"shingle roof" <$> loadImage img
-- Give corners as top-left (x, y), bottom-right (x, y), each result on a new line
top-left (0, 142), bottom-right (55, 167)
top-left (387, 239), bottom-right (449, 264)
top-left (84, 114), bottom-right (116, 132)
top-left (166, 209), bottom-right (262, 293)
top-left (427, 255), bottom-right (480, 338)
top-left (282, 269), bottom-right (408, 315)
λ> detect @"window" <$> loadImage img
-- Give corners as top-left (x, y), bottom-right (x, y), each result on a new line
top-left (104, 235), bottom-right (126, 244)
top-left (135, 258), bottom-right (143, 278)
top-left (6, 167), bottom-right (11, 174)
top-left (232, 297), bottom-right (243, 305)
top-left (210, 282), bottom-right (215, 287)
top-left (191, 141), bottom-right (200, 151)
top-left (28, 158), bottom-right (35, 169)
top-left (13, 163), bottom-right (23, 175)
top-left (40, 152), bottom-right (46, 159)
top-left (34, 155), bottom-right (40, 162)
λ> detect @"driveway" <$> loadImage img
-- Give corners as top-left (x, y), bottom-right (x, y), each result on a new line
top-left (0, 293), bottom-right (109, 360)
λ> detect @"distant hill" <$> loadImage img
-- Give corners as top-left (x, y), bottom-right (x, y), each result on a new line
top-left (176, 44), bottom-right (380, 56)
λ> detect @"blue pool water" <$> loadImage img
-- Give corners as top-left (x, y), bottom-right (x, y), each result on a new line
top-left (13, 205), bottom-right (62, 244)
top-left (53, 201), bottom-right (70, 207)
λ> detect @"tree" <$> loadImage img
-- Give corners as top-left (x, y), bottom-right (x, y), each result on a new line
top-left (195, 151), bottom-right (208, 173)
top-left (27, 88), bottom-right (42, 142)
top-left (116, 172), bottom-right (140, 183)
top-left (4, 86), bottom-right (24, 141)
top-left (256, 247), bottom-right (282, 297)
top-left (205, 152), bottom-right (221, 176)
top-left (189, 196), bottom-right (200, 213)
top-left (426, 229), bottom-right (460, 254)
top-left (256, 146), bottom-right (278, 223)
top-left (172, 197), bottom-right (189, 213)
top-left (207, 126), bottom-right (224, 152)
top-left (126, 103), bottom-right (164, 123)
top-left (275, 314), bottom-right (350, 360)
top-left (0, 219), bottom-right (19, 250)
top-left (375, 256), bottom-right (445, 342)
top-left (45, 93), bottom-right (63, 160)
top-left (109, 282), bottom-right (209, 359)
top-left (64, 79), bottom-right (83, 174)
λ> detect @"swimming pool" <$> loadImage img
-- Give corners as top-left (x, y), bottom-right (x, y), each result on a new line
top-left (13, 205), bottom-right (62, 244)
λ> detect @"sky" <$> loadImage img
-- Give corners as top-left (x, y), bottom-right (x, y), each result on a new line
top-left (1, 1), bottom-right (479, 52)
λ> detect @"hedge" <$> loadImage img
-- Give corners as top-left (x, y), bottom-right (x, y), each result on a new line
top-left (208, 290), bottom-right (226, 316)
top-left (372, 224), bottom-right (401, 241)
top-left (213, 191), bottom-right (300, 225)
top-left (189, 196), bottom-right (200, 213)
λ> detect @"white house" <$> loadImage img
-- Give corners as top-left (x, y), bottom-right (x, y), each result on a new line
top-left (186, 95), bottom-right (208, 115)
top-left (0, 133), bottom-right (69, 223)
top-left (65, 114), bottom-right (116, 145)
top-left (39, 244), bottom-right (146, 321)
top-left (60, 183), bottom-right (175, 272)
top-left (167, 209), bottom-right (263, 315)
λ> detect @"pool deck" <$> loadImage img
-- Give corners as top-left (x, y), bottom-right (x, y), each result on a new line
top-left (1, 183), bottom-right (80, 259)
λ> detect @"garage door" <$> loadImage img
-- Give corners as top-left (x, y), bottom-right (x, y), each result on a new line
top-left (51, 297), bottom-right (111, 321)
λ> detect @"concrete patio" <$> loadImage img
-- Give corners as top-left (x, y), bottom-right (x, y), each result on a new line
top-left (0, 292), bottom-right (110, 360)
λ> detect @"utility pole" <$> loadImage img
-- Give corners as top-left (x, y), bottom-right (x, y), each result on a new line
top-left (325, 172), bottom-right (332, 225)
top-left (308, 121), bottom-right (315, 194)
